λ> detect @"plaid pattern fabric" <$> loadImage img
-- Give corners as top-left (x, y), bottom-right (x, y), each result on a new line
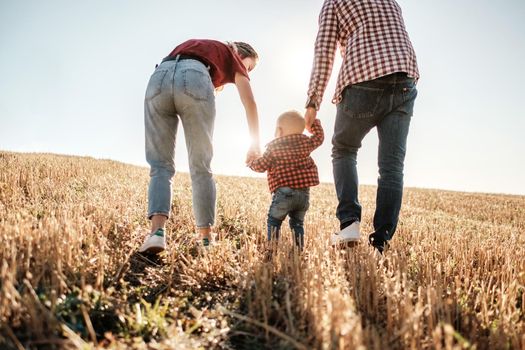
top-left (307, 0), bottom-right (419, 108)
top-left (249, 119), bottom-right (324, 193)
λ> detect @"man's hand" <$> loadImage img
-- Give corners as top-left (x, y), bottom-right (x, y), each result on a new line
top-left (304, 107), bottom-right (317, 133)
top-left (245, 144), bottom-right (261, 164)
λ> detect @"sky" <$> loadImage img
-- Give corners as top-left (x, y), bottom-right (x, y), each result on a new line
top-left (1, 0), bottom-right (524, 195)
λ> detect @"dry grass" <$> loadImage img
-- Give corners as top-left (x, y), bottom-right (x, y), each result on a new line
top-left (0, 151), bottom-right (524, 349)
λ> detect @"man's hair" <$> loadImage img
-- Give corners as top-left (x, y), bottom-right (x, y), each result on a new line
top-left (229, 41), bottom-right (258, 60)
top-left (277, 110), bottom-right (305, 134)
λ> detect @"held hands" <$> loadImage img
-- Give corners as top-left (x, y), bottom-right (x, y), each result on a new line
top-left (245, 143), bottom-right (261, 164)
top-left (304, 107), bottom-right (317, 133)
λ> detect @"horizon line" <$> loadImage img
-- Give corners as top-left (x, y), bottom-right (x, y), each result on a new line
top-left (2, 149), bottom-right (524, 198)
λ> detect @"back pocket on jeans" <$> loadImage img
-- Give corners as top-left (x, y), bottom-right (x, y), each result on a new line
top-left (343, 84), bottom-right (384, 118)
top-left (401, 82), bottom-right (418, 103)
top-left (183, 68), bottom-right (213, 101)
top-left (399, 81), bottom-right (418, 116)
top-left (145, 69), bottom-right (169, 100)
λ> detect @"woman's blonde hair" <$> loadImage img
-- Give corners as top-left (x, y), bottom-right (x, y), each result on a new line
top-left (216, 41), bottom-right (258, 93)
top-left (227, 41), bottom-right (258, 60)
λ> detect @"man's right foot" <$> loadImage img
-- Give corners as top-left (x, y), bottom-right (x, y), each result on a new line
top-left (368, 231), bottom-right (389, 254)
top-left (138, 228), bottom-right (166, 254)
top-left (331, 221), bottom-right (360, 246)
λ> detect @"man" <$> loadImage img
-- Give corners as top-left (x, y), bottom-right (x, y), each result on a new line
top-left (304, 0), bottom-right (419, 253)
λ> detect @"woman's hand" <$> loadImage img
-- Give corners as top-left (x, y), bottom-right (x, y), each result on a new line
top-left (245, 144), bottom-right (261, 164)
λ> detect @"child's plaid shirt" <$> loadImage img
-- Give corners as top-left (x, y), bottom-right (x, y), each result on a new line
top-left (249, 119), bottom-right (324, 193)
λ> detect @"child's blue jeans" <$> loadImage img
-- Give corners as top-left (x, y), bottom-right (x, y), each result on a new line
top-left (267, 187), bottom-right (310, 249)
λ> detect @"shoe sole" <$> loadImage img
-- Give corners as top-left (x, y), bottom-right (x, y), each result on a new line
top-left (331, 236), bottom-right (360, 245)
top-left (138, 245), bottom-right (165, 255)
top-left (332, 240), bottom-right (359, 248)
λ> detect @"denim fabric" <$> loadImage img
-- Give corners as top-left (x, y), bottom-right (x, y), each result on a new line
top-left (267, 187), bottom-right (310, 248)
top-left (332, 72), bottom-right (417, 241)
top-left (144, 58), bottom-right (216, 227)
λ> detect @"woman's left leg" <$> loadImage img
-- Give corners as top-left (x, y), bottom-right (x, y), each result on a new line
top-left (176, 80), bottom-right (216, 239)
top-left (180, 102), bottom-right (216, 239)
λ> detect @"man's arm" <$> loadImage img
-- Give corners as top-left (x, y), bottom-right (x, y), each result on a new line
top-left (248, 149), bottom-right (273, 173)
top-left (304, 0), bottom-right (338, 132)
top-left (306, 0), bottom-right (339, 112)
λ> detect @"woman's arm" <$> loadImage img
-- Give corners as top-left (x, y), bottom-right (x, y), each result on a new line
top-left (235, 72), bottom-right (260, 162)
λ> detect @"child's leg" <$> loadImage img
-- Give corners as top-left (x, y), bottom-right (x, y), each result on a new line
top-left (267, 215), bottom-right (283, 241)
top-left (289, 189), bottom-right (310, 250)
top-left (289, 211), bottom-right (306, 250)
top-left (267, 188), bottom-right (293, 241)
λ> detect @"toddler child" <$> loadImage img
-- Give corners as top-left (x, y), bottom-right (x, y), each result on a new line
top-left (248, 110), bottom-right (324, 249)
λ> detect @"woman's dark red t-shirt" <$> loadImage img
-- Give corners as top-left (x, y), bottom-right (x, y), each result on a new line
top-left (167, 39), bottom-right (249, 88)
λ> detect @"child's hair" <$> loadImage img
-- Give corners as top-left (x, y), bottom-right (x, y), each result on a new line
top-left (227, 41), bottom-right (258, 60)
top-left (277, 110), bottom-right (305, 134)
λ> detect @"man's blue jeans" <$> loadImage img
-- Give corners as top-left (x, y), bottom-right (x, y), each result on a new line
top-left (332, 72), bottom-right (417, 242)
top-left (144, 57), bottom-right (216, 228)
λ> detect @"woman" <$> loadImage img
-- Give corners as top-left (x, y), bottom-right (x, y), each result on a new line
top-left (139, 39), bottom-right (260, 254)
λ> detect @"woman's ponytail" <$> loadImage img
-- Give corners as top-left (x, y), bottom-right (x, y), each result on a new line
top-left (227, 41), bottom-right (258, 60)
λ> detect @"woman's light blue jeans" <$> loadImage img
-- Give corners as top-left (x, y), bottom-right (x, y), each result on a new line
top-left (144, 57), bottom-right (216, 228)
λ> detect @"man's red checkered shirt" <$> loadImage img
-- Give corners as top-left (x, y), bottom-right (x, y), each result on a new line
top-left (307, 0), bottom-right (420, 108)
top-left (249, 119), bottom-right (324, 193)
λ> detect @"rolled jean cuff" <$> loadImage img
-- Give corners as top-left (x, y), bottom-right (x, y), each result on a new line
top-left (148, 212), bottom-right (169, 220)
top-left (196, 223), bottom-right (213, 229)
top-left (341, 217), bottom-right (359, 225)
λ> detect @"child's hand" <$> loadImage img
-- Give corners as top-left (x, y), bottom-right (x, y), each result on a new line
top-left (304, 107), bottom-right (317, 133)
top-left (245, 144), bottom-right (260, 164)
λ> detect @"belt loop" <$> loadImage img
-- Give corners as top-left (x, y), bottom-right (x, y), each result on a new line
top-left (158, 54), bottom-right (181, 69)
top-left (173, 54), bottom-right (181, 70)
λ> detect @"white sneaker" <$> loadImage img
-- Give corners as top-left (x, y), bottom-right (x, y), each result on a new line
top-left (200, 233), bottom-right (219, 249)
top-left (331, 221), bottom-right (360, 246)
top-left (138, 229), bottom-right (166, 254)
